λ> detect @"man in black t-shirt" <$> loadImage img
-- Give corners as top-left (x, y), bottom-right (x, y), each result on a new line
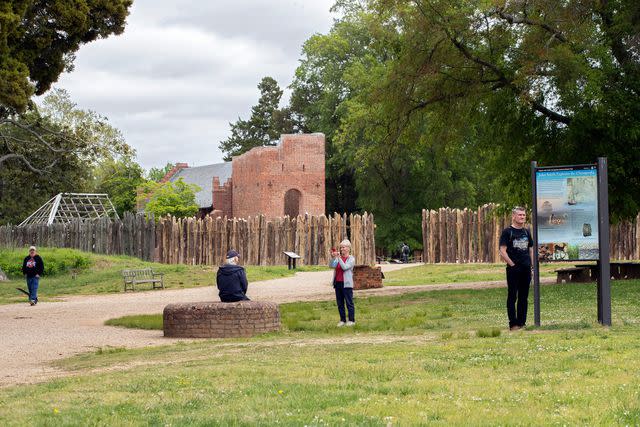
top-left (499, 207), bottom-right (534, 330)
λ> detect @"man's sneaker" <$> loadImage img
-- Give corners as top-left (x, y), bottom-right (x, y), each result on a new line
top-left (337, 321), bottom-right (346, 327)
top-left (509, 325), bottom-right (521, 331)
top-left (29, 300), bottom-right (35, 306)
top-left (346, 321), bottom-right (356, 326)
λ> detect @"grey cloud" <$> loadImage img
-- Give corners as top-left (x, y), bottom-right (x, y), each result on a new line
top-left (147, 1), bottom-right (334, 54)
top-left (49, 0), bottom-right (335, 170)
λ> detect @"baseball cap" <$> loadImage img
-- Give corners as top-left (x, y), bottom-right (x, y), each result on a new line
top-left (29, 246), bottom-right (36, 251)
top-left (226, 250), bottom-right (239, 259)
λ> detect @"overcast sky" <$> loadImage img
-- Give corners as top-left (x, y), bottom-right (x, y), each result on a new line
top-left (52, 1), bottom-right (336, 171)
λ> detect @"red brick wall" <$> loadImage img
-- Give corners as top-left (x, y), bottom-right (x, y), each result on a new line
top-left (353, 265), bottom-right (384, 290)
top-left (212, 177), bottom-right (233, 218)
top-left (163, 301), bottom-right (281, 338)
top-left (231, 133), bottom-right (325, 219)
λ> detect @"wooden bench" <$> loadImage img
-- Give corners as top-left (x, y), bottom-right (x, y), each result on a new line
top-left (122, 268), bottom-right (164, 292)
top-left (555, 267), bottom-right (591, 284)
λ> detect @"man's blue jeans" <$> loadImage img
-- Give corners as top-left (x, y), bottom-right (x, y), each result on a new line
top-left (27, 276), bottom-right (39, 302)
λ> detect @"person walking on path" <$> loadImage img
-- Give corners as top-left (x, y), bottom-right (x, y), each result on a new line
top-left (216, 250), bottom-right (250, 302)
top-left (329, 239), bottom-right (356, 327)
top-left (22, 246), bottom-right (44, 306)
top-left (499, 207), bottom-right (534, 330)
top-left (401, 242), bottom-right (410, 264)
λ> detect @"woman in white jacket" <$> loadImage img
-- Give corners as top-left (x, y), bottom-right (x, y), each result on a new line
top-left (329, 239), bottom-right (356, 326)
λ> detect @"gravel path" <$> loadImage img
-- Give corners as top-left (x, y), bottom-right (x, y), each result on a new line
top-left (0, 264), bottom-right (545, 387)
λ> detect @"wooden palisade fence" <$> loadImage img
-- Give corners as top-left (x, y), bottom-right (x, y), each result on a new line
top-left (0, 213), bottom-right (156, 261)
top-left (0, 212), bottom-right (376, 266)
top-left (155, 212), bottom-right (375, 266)
top-left (422, 204), bottom-right (640, 263)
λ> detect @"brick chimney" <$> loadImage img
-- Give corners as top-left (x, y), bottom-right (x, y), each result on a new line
top-left (160, 163), bottom-right (189, 183)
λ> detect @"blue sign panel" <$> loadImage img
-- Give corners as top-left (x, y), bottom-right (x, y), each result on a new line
top-left (536, 165), bottom-right (599, 261)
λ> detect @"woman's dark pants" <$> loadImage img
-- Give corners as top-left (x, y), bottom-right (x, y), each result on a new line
top-left (334, 281), bottom-right (355, 322)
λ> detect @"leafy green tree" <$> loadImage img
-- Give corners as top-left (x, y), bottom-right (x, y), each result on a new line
top-left (289, 11), bottom-right (378, 215)
top-left (138, 178), bottom-right (200, 219)
top-left (291, 0), bottom-right (640, 250)
top-left (0, 0), bottom-right (132, 176)
top-left (147, 163), bottom-right (174, 182)
top-left (93, 157), bottom-right (145, 217)
top-left (366, 0), bottom-right (640, 219)
top-left (289, 2), bottom-right (493, 249)
top-left (0, 90), bottom-right (133, 225)
top-left (0, 0), bottom-right (132, 117)
top-left (0, 118), bottom-right (92, 224)
top-left (219, 77), bottom-right (294, 160)
top-left (39, 89), bottom-right (132, 160)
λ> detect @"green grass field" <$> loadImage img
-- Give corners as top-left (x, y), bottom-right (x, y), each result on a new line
top-left (382, 262), bottom-right (560, 286)
top-left (1, 272), bottom-right (639, 425)
top-left (0, 248), bottom-right (326, 305)
top-left (1, 247), bottom-right (567, 305)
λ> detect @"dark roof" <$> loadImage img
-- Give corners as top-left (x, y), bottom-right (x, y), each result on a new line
top-left (170, 163), bottom-right (232, 208)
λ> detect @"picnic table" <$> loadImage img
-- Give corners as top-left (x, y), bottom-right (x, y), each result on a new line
top-left (557, 261), bottom-right (640, 283)
top-left (610, 262), bottom-right (640, 280)
top-left (554, 266), bottom-right (592, 284)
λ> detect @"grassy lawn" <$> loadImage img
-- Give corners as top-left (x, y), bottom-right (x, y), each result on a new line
top-left (382, 262), bottom-right (561, 286)
top-left (1, 279), bottom-right (639, 425)
top-left (0, 249), bottom-right (326, 305)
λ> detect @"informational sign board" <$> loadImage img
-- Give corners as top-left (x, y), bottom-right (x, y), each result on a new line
top-left (535, 165), bottom-right (599, 261)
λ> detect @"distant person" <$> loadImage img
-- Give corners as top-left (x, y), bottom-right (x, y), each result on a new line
top-left (499, 207), bottom-right (534, 331)
top-left (22, 245), bottom-right (44, 306)
top-left (216, 250), bottom-right (250, 302)
top-left (401, 242), bottom-right (410, 263)
top-left (329, 239), bottom-right (356, 326)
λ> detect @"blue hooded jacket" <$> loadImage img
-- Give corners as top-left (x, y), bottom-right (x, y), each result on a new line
top-left (216, 264), bottom-right (249, 302)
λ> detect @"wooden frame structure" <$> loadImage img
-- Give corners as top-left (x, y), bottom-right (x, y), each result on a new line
top-left (18, 193), bottom-right (119, 226)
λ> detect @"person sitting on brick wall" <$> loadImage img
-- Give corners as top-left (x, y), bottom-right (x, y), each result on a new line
top-left (216, 250), bottom-right (250, 302)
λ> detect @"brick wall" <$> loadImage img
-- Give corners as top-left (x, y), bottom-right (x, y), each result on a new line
top-left (163, 301), bottom-right (281, 338)
top-left (212, 177), bottom-right (233, 218)
top-left (353, 265), bottom-right (384, 290)
top-left (231, 133), bottom-right (325, 219)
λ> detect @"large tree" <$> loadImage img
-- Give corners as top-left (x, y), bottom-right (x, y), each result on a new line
top-left (0, 0), bottom-right (132, 173)
top-left (288, 10), bottom-right (377, 215)
top-left (290, 2), bottom-right (494, 249)
top-left (299, 0), bottom-right (640, 251)
top-left (219, 77), bottom-right (295, 161)
top-left (367, 0), bottom-right (640, 219)
top-left (0, 89), bottom-right (133, 225)
top-left (0, 0), bottom-right (132, 117)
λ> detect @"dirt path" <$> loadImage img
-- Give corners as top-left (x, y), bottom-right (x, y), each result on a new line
top-left (0, 264), bottom-right (550, 388)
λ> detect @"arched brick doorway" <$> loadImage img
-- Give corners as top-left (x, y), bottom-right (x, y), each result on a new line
top-left (284, 189), bottom-right (302, 217)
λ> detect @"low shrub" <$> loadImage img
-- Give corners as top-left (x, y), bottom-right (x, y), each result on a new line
top-left (476, 327), bottom-right (501, 338)
top-left (0, 248), bottom-right (91, 278)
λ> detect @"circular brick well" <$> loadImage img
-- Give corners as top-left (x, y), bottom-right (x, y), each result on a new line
top-left (163, 301), bottom-right (281, 338)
